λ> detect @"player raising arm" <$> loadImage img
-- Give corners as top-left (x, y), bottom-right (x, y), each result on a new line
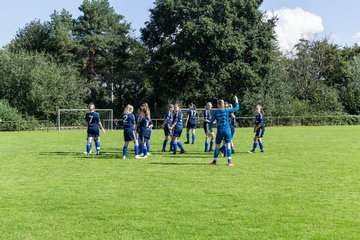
top-left (209, 96), bottom-right (239, 166)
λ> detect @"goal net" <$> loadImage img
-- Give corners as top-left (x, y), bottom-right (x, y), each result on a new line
top-left (57, 109), bottom-right (114, 131)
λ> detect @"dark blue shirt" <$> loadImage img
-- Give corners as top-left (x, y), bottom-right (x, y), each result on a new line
top-left (187, 109), bottom-right (198, 124)
top-left (123, 113), bottom-right (136, 132)
top-left (173, 111), bottom-right (183, 130)
top-left (85, 112), bottom-right (100, 130)
top-left (164, 111), bottom-right (173, 127)
top-left (204, 110), bottom-right (211, 123)
top-left (139, 116), bottom-right (152, 138)
top-left (255, 113), bottom-right (265, 128)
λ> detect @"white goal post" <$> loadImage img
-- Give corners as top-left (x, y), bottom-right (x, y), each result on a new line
top-left (57, 108), bottom-right (114, 131)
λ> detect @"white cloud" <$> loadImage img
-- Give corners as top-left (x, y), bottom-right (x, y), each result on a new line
top-left (266, 8), bottom-right (324, 53)
top-left (352, 32), bottom-right (360, 44)
top-left (329, 34), bottom-right (342, 44)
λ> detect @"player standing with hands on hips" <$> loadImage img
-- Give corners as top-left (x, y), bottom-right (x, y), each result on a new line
top-left (209, 96), bottom-right (239, 166)
top-left (85, 102), bottom-right (105, 155)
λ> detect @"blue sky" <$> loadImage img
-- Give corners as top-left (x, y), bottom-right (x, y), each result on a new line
top-left (1, 0), bottom-right (359, 52)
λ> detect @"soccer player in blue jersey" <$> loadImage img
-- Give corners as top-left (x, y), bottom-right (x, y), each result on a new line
top-left (209, 96), bottom-right (239, 166)
top-left (138, 108), bottom-right (153, 158)
top-left (162, 104), bottom-right (174, 152)
top-left (169, 103), bottom-right (185, 154)
top-left (122, 104), bottom-right (140, 159)
top-left (219, 103), bottom-right (236, 156)
top-left (204, 102), bottom-right (215, 152)
top-left (184, 103), bottom-right (199, 144)
top-left (249, 105), bottom-right (265, 153)
top-left (85, 103), bottom-right (105, 155)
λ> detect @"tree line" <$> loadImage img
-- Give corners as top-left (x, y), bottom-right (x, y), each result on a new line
top-left (1, 0), bottom-right (360, 125)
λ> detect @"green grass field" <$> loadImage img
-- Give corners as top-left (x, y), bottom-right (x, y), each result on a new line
top-left (1, 126), bottom-right (360, 239)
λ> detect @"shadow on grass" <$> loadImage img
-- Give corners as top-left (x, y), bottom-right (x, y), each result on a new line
top-left (40, 151), bottom-right (122, 159)
top-left (148, 162), bottom-right (207, 166)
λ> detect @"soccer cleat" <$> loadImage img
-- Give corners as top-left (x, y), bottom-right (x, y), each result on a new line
top-left (180, 149), bottom-right (185, 154)
top-left (248, 150), bottom-right (255, 154)
top-left (209, 161), bottom-right (217, 165)
top-left (96, 151), bottom-right (101, 155)
top-left (147, 153), bottom-right (151, 156)
top-left (161, 149), bottom-right (166, 152)
top-left (140, 155), bottom-right (148, 159)
top-left (260, 150), bottom-right (265, 153)
top-left (135, 155), bottom-right (141, 159)
top-left (227, 162), bottom-right (235, 166)
top-left (184, 141), bottom-right (190, 144)
top-left (123, 156), bottom-right (126, 159)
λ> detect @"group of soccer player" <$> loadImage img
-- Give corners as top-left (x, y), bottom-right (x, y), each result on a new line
top-left (84, 97), bottom-right (266, 166)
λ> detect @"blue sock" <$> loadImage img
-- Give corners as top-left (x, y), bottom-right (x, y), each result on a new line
top-left (138, 145), bottom-right (143, 154)
top-left (205, 142), bottom-right (209, 152)
top-left (143, 145), bottom-right (147, 156)
top-left (95, 141), bottom-right (100, 153)
top-left (210, 140), bottom-right (214, 150)
top-left (252, 141), bottom-right (258, 151)
top-left (177, 142), bottom-right (184, 151)
top-left (173, 142), bottom-right (178, 154)
top-left (123, 146), bottom-right (127, 157)
top-left (214, 148), bottom-right (220, 161)
top-left (170, 140), bottom-right (174, 151)
top-left (192, 134), bottom-right (195, 144)
top-left (135, 144), bottom-right (139, 155)
top-left (259, 141), bottom-right (264, 151)
top-left (146, 141), bottom-right (150, 153)
top-left (162, 140), bottom-right (168, 151)
top-left (231, 147), bottom-right (235, 154)
top-left (186, 133), bottom-right (190, 142)
top-left (86, 142), bottom-right (92, 154)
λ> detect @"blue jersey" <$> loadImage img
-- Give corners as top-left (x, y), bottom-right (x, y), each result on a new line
top-left (164, 111), bottom-right (173, 127)
top-left (255, 113), bottom-right (265, 128)
top-left (187, 109), bottom-right (198, 124)
top-left (85, 112), bottom-right (100, 130)
top-left (173, 111), bottom-right (183, 130)
top-left (123, 113), bottom-right (136, 132)
top-left (138, 116), bottom-right (152, 138)
top-left (209, 102), bottom-right (239, 131)
top-left (204, 110), bottom-right (211, 123)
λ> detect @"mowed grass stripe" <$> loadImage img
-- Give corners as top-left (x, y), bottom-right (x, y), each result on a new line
top-left (0, 126), bottom-right (359, 239)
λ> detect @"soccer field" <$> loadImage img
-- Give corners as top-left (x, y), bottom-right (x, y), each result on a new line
top-left (1, 126), bottom-right (359, 239)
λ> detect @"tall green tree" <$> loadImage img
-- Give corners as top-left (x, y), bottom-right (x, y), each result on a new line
top-left (7, 20), bottom-right (49, 53)
top-left (0, 51), bottom-right (86, 119)
top-left (141, 0), bottom-right (276, 110)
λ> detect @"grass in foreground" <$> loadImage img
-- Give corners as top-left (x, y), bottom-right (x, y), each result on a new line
top-left (0, 126), bottom-right (360, 239)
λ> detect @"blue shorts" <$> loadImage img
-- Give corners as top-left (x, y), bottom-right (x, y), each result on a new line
top-left (164, 126), bottom-right (172, 136)
top-left (187, 122), bottom-right (197, 129)
top-left (203, 122), bottom-right (210, 134)
top-left (256, 128), bottom-right (265, 138)
top-left (124, 129), bottom-right (136, 142)
top-left (172, 128), bottom-right (183, 138)
top-left (215, 128), bottom-right (232, 144)
top-left (87, 128), bottom-right (100, 139)
top-left (139, 133), bottom-right (150, 143)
